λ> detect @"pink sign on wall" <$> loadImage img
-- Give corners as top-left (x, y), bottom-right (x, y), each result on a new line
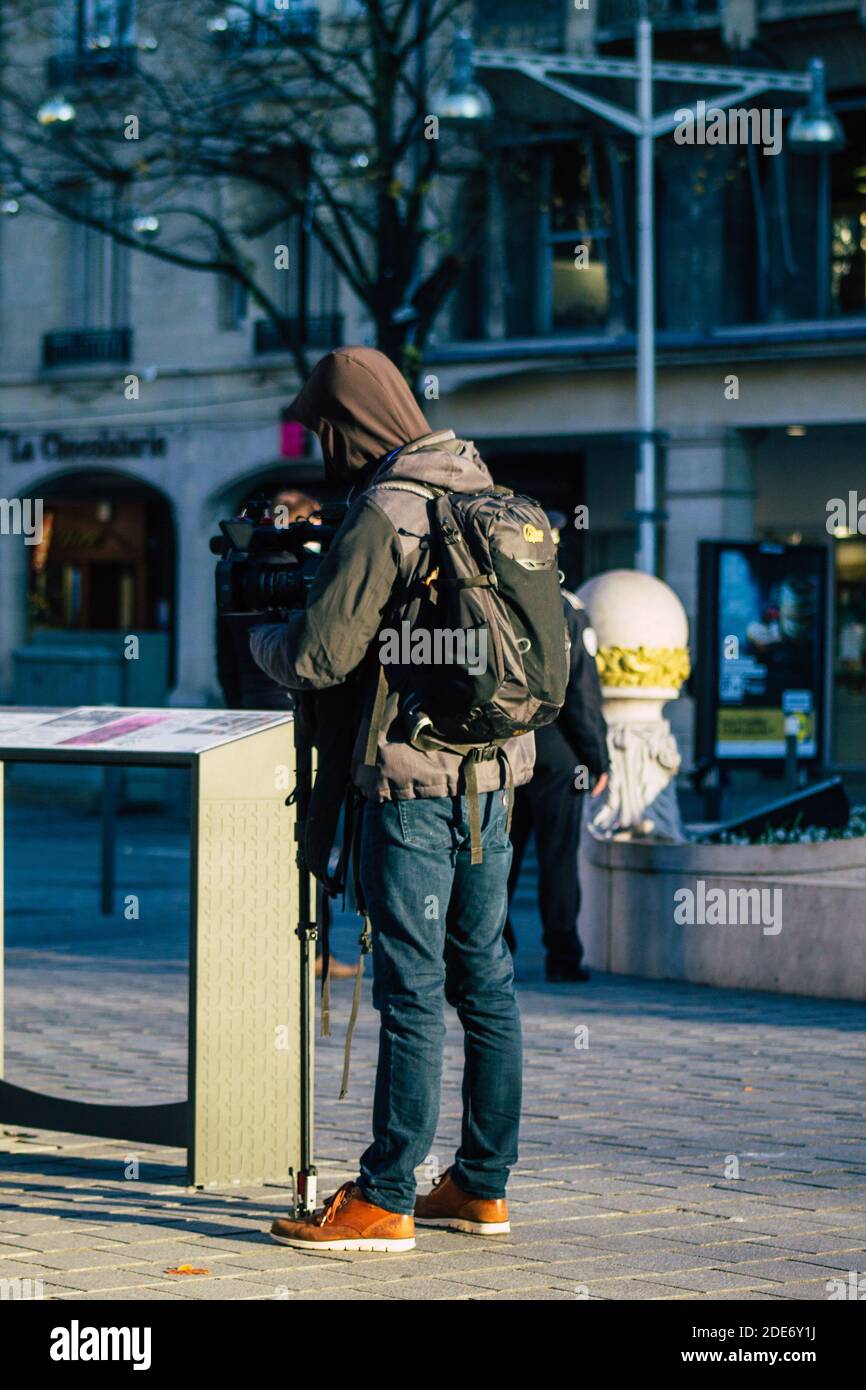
top-left (280, 417), bottom-right (306, 458)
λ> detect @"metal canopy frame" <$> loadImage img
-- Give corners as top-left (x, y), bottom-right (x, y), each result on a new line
top-left (473, 35), bottom-right (816, 575)
top-left (475, 49), bottom-right (812, 139)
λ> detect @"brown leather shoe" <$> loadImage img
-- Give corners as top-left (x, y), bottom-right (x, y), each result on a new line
top-left (270, 1182), bottom-right (415, 1253)
top-left (414, 1169), bottom-right (510, 1235)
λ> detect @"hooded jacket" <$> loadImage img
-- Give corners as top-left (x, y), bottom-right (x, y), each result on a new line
top-left (249, 347), bottom-right (535, 801)
top-left (287, 344), bottom-right (432, 486)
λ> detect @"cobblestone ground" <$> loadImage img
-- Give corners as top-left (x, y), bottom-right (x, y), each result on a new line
top-left (1, 807), bottom-right (865, 1301)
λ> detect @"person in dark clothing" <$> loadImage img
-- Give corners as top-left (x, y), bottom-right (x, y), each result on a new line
top-left (505, 519), bottom-right (609, 982)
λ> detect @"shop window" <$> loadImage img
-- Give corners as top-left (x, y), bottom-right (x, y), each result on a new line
top-left (540, 144), bottom-right (612, 334)
top-left (830, 111), bottom-right (866, 317)
top-left (452, 139), bottom-right (621, 342)
top-left (66, 183), bottom-right (130, 331)
top-left (248, 213), bottom-right (339, 347)
top-left (53, 0), bottom-right (137, 71)
top-left (29, 491), bottom-right (173, 637)
top-left (550, 237), bottom-right (610, 331)
top-left (475, 0), bottom-right (564, 51)
top-left (78, 0), bottom-right (135, 47)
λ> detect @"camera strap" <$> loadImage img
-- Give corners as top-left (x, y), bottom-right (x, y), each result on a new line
top-left (361, 482), bottom-right (444, 771)
top-left (363, 665), bottom-right (389, 768)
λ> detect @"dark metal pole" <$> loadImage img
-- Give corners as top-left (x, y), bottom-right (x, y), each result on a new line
top-left (635, 17), bottom-right (657, 575)
top-left (816, 150), bottom-right (831, 319)
top-left (100, 766), bottom-right (119, 915)
top-left (784, 715), bottom-right (800, 793)
top-left (292, 698), bottom-right (317, 1215)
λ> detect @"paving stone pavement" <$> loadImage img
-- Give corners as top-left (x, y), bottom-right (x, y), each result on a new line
top-left (1, 807), bottom-right (865, 1301)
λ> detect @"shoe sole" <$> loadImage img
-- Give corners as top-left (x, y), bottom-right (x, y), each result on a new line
top-left (270, 1233), bottom-right (416, 1253)
top-left (415, 1216), bottom-right (511, 1236)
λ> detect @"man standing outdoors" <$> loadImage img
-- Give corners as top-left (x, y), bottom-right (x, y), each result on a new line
top-left (249, 347), bottom-right (536, 1252)
top-left (505, 512), bottom-right (610, 981)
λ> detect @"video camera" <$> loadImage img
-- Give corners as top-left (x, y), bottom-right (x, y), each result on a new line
top-left (210, 497), bottom-right (347, 615)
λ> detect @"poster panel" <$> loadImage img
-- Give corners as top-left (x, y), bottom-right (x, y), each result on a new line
top-left (697, 542), bottom-right (829, 763)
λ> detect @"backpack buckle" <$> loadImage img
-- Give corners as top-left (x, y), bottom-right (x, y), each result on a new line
top-left (470, 744), bottom-right (498, 763)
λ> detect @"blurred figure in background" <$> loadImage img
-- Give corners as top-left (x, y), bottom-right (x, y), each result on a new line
top-left (505, 511), bottom-right (609, 982)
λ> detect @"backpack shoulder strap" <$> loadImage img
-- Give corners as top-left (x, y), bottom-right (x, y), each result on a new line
top-left (360, 477), bottom-right (452, 771)
top-left (373, 477), bottom-right (447, 501)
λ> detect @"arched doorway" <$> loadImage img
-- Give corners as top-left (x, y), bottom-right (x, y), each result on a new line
top-left (18, 469), bottom-right (176, 708)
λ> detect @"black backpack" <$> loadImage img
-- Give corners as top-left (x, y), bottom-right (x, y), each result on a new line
top-left (369, 480), bottom-right (570, 859)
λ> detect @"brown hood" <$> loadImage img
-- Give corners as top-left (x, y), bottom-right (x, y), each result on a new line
top-left (288, 346), bottom-right (432, 484)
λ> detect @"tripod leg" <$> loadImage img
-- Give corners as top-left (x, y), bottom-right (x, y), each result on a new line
top-left (290, 698), bottom-right (318, 1215)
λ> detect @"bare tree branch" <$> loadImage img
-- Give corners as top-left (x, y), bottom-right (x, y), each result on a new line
top-left (0, 0), bottom-right (489, 381)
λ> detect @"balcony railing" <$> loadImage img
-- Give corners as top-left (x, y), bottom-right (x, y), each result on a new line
top-left (596, 0), bottom-right (722, 34)
top-left (46, 44), bottom-right (138, 87)
top-left (211, 4), bottom-right (320, 54)
top-left (42, 328), bottom-right (133, 368)
top-left (253, 314), bottom-right (343, 355)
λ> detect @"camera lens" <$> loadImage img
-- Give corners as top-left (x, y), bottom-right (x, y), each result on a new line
top-left (242, 563), bottom-right (306, 611)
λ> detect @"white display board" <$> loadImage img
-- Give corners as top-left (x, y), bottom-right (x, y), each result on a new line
top-left (0, 706), bottom-right (292, 757)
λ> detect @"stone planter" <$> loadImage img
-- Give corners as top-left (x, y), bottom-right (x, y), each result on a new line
top-left (579, 832), bottom-right (866, 1001)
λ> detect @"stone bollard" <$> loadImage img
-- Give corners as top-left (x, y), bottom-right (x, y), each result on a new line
top-left (577, 569), bottom-right (691, 843)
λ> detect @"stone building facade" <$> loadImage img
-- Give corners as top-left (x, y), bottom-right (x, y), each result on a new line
top-left (1, 0), bottom-right (865, 778)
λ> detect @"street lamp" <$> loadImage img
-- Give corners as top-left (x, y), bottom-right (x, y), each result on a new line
top-left (132, 214), bottom-right (160, 237)
top-left (430, 30), bottom-right (494, 126)
top-left (788, 57), bottom-right (845, 320)
top-left (37, 95), bottom-right (76, 126)
top-left (788, 59), bottom-right (845, 152)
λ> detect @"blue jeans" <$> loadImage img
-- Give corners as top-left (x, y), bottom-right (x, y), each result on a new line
top-left (357, 790), bottom-right (522, 1215)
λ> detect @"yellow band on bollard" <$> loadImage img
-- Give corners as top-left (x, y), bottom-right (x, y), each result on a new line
top-left (596, 645), bottom-right (691, 690)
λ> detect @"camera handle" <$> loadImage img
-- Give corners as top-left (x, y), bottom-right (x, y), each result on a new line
top-left (287, 693), bottom-right (318, 1217)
